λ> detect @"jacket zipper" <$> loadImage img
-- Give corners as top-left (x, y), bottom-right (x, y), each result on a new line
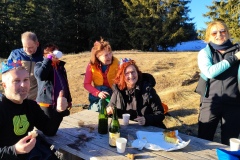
top-left (29, 56), bottom-right (32, 76)
top-left (55, 68), bottom-right (65, 93)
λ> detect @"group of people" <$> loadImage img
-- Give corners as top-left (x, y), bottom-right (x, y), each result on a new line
top-left (0, 32), bottom-right (72, 159)
top-left (84, 20), bottom-right (240, 146)
top-left (0, 19), bottom-right (240, 159)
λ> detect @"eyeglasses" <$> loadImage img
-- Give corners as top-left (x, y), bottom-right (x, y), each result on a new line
top-left (124, 70), bottom-right (137, 77)
top-left (211, 29), bottom-right (226, 36)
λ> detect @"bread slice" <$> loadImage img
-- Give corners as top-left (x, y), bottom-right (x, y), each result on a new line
top-left (163, 130), bottom-right (179, 144)
top-left (28, 129), bottom-right (38, 138)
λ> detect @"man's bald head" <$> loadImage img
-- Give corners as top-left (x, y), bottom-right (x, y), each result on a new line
top-left (2, 66), bottom-right (30, 104)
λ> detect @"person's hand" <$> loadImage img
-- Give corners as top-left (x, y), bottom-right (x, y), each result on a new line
top-left (56, 90), bottom-right (68, 112)
top-left (47, 52), bottom-right (58, 61)
top-left (134, 116), bottom-right (146, 125)
top-left (235, 51), bottom-right (240, 60)
top-left (106, 106), bottom-right (114, 115)
top-left (47, 53), bottom-right (54, 60)
top-left (14, 135), bottom-right (36, 155)
top-left (98, 91), bottom-right (109, 99)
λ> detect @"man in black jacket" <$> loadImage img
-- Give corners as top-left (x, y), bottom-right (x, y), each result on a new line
top-left (0, 61), bottom-right (68, 159)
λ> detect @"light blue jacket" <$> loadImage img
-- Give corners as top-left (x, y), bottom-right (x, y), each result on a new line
top-left (198, 44), bottom-right (240, 96)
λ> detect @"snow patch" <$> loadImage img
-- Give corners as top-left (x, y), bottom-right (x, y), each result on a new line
top-left (168, 40), bottom-right (206, 51)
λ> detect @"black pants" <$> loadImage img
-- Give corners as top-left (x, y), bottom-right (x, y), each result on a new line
top-left (27, 136), bottom-right (59, 160)
top-left (198, 102), bottom-right (240, 145)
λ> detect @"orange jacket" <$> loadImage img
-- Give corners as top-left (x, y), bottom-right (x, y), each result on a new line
top-left (91, 57), bottom-right (119, 88)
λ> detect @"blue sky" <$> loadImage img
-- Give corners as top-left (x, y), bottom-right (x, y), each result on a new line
top-left (187, 0), bottom-right (213, 30)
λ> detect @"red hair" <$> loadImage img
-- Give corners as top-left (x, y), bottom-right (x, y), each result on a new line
top-left (43, 43), bottom-right (59, 56)
top-left (43, 43), bottom-right (60, 68)
top-left (114, 60), bottom-right (142, 90)
top-left (90, 38), bottom-right (112, 65)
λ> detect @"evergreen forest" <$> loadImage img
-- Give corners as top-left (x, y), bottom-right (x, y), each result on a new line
top-left (0, 0), bottom-right (239, 57)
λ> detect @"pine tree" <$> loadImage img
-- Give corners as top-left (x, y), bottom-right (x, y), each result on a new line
top-left (0, 1), bottom-right (13, 57)
top-left (0, 0), bottom-right (37, 56)
top-left (203, 0), bottom-right (240, 43)
top-left (40, 0), bottom-right (84, 52)
top-left (122, 0), bottom-right (195, 51)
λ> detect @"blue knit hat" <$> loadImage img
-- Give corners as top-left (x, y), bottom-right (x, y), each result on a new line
top-left (0, 58), bottom-right (22, 74)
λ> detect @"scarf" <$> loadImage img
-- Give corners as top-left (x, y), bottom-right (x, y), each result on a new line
top-left (210, 39), bottom-right (233, 50)
top-left (51, 59), bottom-right (60, 69)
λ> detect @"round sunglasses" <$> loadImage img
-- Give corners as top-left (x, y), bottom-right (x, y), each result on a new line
top-left (211, 29), bottom-right (226, 36)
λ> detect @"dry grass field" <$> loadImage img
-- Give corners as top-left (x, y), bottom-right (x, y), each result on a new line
top-left (0, 51), bottom-right (223, 143)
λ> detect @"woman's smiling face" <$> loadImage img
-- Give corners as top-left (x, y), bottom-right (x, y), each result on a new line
top-left (124, 65), bottom-right (138, 89)
top-left (209, 24), bottom-right (229, 45)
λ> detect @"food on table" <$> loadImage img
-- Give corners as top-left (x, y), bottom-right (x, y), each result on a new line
top-left (28, 129), bottom-right (38, 138)
top-left (163, 130), bottom-right (179, 144)
top-left (126, 153), bottom-right (135, 159)
top-left (78, 120), bottom-right (84, 127)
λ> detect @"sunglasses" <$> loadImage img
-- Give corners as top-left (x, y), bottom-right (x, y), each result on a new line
top-left (211, 29), bottom-right (226, 36)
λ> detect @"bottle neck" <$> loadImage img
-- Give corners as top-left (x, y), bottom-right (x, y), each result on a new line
top-left (105, 95), bottom-right (110, 103)
top-left (100, 99), bottom-right (107, 114)
top-left (112, 106), bottom-right (118, 120)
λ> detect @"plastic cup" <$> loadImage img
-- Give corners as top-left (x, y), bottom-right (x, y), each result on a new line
top-left (116, 137), bottom-right (127, 153)
top-left (230, 138), bottom-right (240, 151)
top-left (53, 50), bottom-right (63, 59)
top-left (122, 114), bottom-right (130, 125)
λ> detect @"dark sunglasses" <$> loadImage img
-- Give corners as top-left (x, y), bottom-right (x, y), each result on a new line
top-left (211, 29), bottom-right (226, 36)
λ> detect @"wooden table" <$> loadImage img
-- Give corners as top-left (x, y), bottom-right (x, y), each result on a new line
top-left (40, 110), bottom-right (228, 160)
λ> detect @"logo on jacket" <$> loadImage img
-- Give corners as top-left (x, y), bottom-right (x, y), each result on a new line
top-left (13, 115), bottom-right (29, 136)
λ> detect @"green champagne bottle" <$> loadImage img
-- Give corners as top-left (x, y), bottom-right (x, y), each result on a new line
top-left (109, 106), bottom-right (120, 147)
top-left (98, 99), bottom-right (108, 134)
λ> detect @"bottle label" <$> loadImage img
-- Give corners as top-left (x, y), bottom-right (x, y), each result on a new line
top-left (109, 132), bottom-right (120, 146)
